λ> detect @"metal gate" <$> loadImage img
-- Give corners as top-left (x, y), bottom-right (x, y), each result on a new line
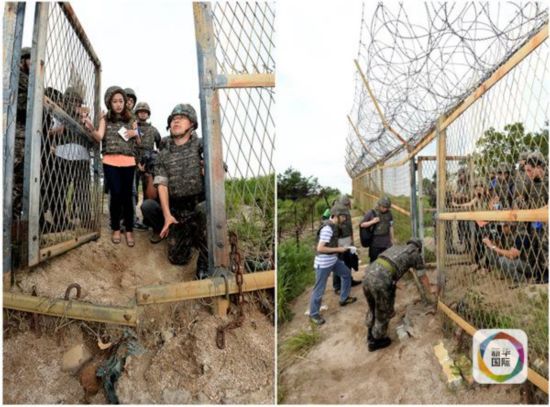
top-left (17, 3), bottom-right (102, 268)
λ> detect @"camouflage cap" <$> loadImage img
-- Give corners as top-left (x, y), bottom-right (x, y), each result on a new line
top-left (406, 238), bottom-right (423, 250)
top-left (124, 87), bottom-right (137, 102)
top-left (377, 196), bottom-right (391, 208)
top-left (167, 103), bottom-right (198, 130)
top-left (330, 204), bottom-right (348, 217)
top-left (64, 86), bottom-right (83, 105)
top-left (527, 151), bottom-right (546, 167)
top-left (134, 102), bottom-right (151, 115)
top-left (20, 47), bottom-right (31, 59)
top-left (104, 86), bottom-right (127, 109)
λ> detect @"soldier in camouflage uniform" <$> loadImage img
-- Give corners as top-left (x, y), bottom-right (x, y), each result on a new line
top-left (513, 151), bottom-right (531, 210)
top-left (141, 103), bottom-right (209, 279)
top-left (363, 239), bottom-right (433, 351)
top-left (12, 46), bottom-right (31, 221)
top-left (124, 88), bottom-right (137, 113)
top-left (332, 195), bottom-right (361, 293)
top-left (133, 102), bottom-right (161, 229)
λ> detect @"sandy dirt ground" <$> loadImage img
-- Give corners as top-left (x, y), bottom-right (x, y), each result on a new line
top-left (278, 213), bottom-right (528, 404)
top-left (4, 214), bottom-right (274, 404)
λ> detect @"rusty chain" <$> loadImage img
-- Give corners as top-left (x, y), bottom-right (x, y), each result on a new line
top-left (216, 231), bottom-right (245, 349)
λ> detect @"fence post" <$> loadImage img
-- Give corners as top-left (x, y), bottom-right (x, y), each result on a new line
top-left (417, 158), bottom-right (425, 258)
top-left (436, 117), bottom-right (447, 294)
top-left (21, 2), bottom-right (49, 268)
top-left (3, 2), bottom-right (26, 285)
top-left (409, 157), bottom-right (418, 238)
top-left (194, 2), bottom-right (230, 316)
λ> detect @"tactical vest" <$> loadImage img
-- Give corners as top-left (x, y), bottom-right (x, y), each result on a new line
top-left (136, 122), bottom-right (159, 155)
top-left (102, 119), bottom-right (136, 157)
top-left (316, 221), bottom-right (339, 255)
top-left (379, 243), bottom-right (423, 281)
top-left (159, 134), bottom-right (204, 199)
top-left (373, 210), bottom-right (392, 236)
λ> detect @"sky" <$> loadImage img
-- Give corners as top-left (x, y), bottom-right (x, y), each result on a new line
top-left (19, 0), bottom-right (367, 194)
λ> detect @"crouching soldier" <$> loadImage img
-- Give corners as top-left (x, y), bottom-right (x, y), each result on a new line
top-left (141, 103), bottom-right (209, 279)
top-left (363, 239), bottom-right (432, 351)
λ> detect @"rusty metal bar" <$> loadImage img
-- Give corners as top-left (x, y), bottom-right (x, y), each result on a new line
top-left (4, 291), bottom-right (137, 326)
top-left (354, 59), bottom-right (410, 149)
top-left (3, 2), bottom-right (26, 280)
top-left (417, 156), bottom-right (467, 162)
top-left (194, 2), bottom-right (230, 272)
top-left (409, 157), bottom-right (419, 237)
top-left (438, 301), bottom-right (548, 394)
top-left (438, 207), bottom-right (548, 223)
top-left (417, 159), bottom-right (425, 258)
top-left (22, 2), bottom-right (49, 268)
top-left (136, 270), bottom-right (275, 305)
top-left (43, 96), bottom-right (95, 143)
top-left (214, 73), bottom-right (275, 89)
top-left (58, 2), bottom-right (101, 69)
top-left (39, 231), bottom-right (99, 262)
top-left (361, 191), bottom-right (410, 216)
top-left (436, 117), bottom-right (447, 294)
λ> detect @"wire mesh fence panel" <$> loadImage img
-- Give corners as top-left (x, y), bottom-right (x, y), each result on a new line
top-left (23, 3), bottom-right (101, 266)
top-left (200, 2), bottom-right (275, 272)
top-left (348, 2), bottom-right (548, 383)
top-left (441, 37), bottom-right (549, 378)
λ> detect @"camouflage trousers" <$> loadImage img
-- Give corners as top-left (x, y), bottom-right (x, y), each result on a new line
top-left (363, 262), bottom-right (396, 340)
top-left (167, 206), bottom-right (208, 275)
top-left (12, 123), bottom-right (26, 220)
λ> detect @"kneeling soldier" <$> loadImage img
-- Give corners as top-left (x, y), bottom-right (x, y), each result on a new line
top-left (363, 239), bottom-right (432, 351)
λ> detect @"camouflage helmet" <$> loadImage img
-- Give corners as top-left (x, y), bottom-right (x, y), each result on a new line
top-left (64, 86), bottom-right (83, 105)
top-left (124, 87), bottom-right (137, 102)
top-left (330, 204), bottom-right (348, 217)
top-left (377, 196), bottom-right (391, 209)
top-left (518, 151), bottom-right (530, 162)
top-left (527, 151), bottom-right (547, 167)
top-left (134, 102), bottom-right (151, 115)
top-left (166, 103), bottom-right (198, 130)
top-left (406, 238), bottom-right (423, 251)
top-left (496, 163), bottom-right (512, 174)
top-left (104, 86), bottom-right (127, 109)
top-left (338, 195), bottom-right (351, 207)
top-left (20, 47), bottom-right (31, 59)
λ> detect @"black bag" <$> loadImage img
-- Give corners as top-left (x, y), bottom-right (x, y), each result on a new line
top-left (359, 209), bottom-right (376, 248)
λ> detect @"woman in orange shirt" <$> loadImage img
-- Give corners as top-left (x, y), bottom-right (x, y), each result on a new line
top-left (84, 86), bottom-right (140, 247)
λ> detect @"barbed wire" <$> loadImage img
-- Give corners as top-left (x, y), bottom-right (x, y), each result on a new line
top-left (348, 2), bottom-right (548, 176)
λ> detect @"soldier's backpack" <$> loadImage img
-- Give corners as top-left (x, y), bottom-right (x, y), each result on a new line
top-left (359, 209), bottom-right (377, 248)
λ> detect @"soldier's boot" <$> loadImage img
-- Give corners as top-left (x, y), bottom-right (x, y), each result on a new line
top-left (368, 336), bottom-right (392, 352)
top-left (367, 328), bottom-right (375, 345)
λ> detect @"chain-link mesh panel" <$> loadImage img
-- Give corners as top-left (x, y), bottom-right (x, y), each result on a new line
top-left (211, 3), bottom-right (275, 271)
top-left (349, 2), bottom-right (548, 383)
top-left (441, 38), bottom-right (548, 378)
top-left (31, 3), bottom-right (101, 263)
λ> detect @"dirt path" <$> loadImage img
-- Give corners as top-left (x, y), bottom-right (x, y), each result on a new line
top-left (4, 214), bottom-right (274, 404)
top-left (278, 213), bottom-right (522, 404)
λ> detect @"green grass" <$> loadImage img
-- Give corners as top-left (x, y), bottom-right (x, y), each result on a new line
top-left (281, 328), bottom-right (321, 354)
top-left (277, 237), bottom-right (316, 323)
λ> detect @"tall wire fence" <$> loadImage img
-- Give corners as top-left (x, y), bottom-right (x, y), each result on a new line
top-left (348, 2), bottom-right (548, 386)
top-left (3, 3), bottom-right (102, 272)
top-left (195, 2), bottom-right (275, 277)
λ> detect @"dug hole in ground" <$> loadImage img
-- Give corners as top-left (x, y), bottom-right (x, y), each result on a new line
top-left (278, 211), bottom-right (538, 404)
top-left (3, 213), bottom-right (275, 404)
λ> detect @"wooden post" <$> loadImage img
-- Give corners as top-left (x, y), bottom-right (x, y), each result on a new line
top-left (436, 117), bottom-right (447, 294)
top-left (3, 2), bottom-right (25, 282)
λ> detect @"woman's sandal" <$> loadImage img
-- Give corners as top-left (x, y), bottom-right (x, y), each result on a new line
top-left (126, 233), bottom-right (135, 248)
top-left (111, 232), bottom-right (121, 244)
